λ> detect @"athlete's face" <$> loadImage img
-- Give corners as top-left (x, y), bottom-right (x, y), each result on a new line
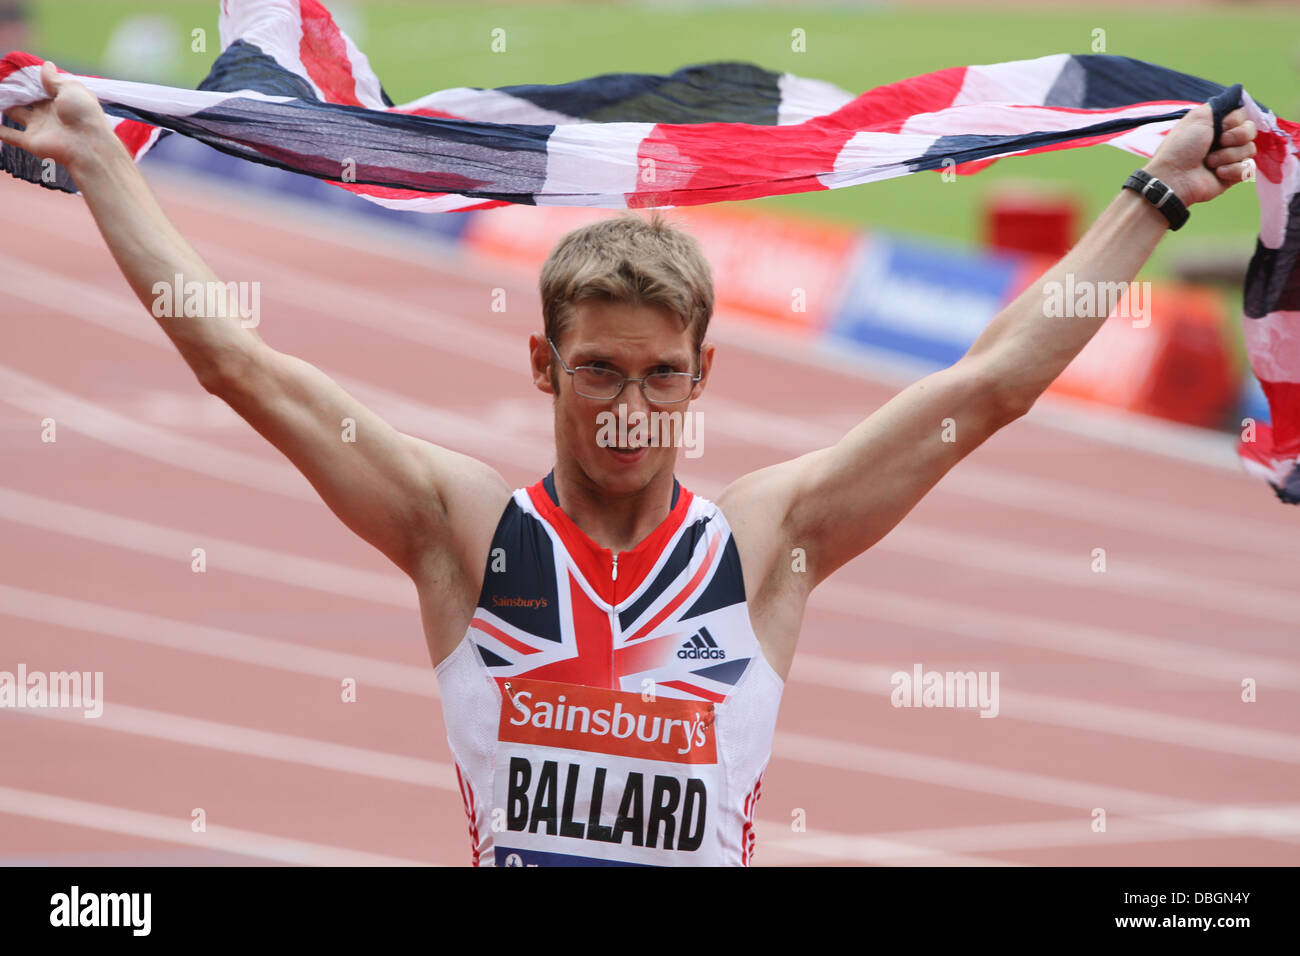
top-left (531, 299), bottom-right (712, 497)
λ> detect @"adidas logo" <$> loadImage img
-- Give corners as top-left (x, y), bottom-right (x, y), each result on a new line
top-left (677, 626), bottom-right (725, 660)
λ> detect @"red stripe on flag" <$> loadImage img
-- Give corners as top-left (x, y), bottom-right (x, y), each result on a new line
top-left (390, 106), bottom-right (465, 121)
top-left (825, 65), bottom-right (967, 134)
top-left (333, 179), bottom-right (513, 210)
top-left (613, 633), bottom-right (683, 681)
top-left (0, 52), bottom-right (42, 84)
top-left (298, 0), bottom-right (361, 106)
top-left (113, 119), bottom-right (156, 159)
top-left (630, 120), bottom-right (850, 208)
top-left (658, 680), bottom-right (727, 703)
top-left (1260, 379), bottom-right (1300, 458)
top-left (626, 532), bottom-right (721, 643)
top-left (515, 574), bottom-right (614, 687)
top-left (470, 618), bottom-right (543, 656)
top-left (525, 482), bottom-right (611, 598)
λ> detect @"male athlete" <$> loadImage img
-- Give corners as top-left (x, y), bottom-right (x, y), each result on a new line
top-left (1, 61), bottom-right (1257, 866)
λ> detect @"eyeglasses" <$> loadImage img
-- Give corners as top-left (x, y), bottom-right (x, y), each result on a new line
top-left (547, 338), bottom-right (701, 404)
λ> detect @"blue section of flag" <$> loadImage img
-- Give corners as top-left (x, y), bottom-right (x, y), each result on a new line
top-left (497, 62), bottom-right (783, 125)
top-left (145, 131), bottom-right (474, 242)
top-left (1240, 369), bottom-right (1273, 426)
top-left (1046, 55), bottom-right (1228, 112)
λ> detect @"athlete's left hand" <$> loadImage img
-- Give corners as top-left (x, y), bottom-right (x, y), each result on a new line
top-left (1144, 103), bottom-right (1257, 207)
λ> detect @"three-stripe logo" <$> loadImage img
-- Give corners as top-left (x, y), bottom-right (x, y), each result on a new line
top-left (677, 626), bottom-right (725, 660)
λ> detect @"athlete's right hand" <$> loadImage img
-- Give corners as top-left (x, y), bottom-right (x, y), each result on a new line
top-left (0, 61), bottom-right (116, 174)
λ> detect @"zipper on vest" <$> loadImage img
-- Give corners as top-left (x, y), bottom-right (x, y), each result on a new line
top-left (608, 552), bottom-right (619, 688)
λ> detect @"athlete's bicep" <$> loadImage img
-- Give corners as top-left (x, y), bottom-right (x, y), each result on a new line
top-left (209, 342), bottom-right (509, 576)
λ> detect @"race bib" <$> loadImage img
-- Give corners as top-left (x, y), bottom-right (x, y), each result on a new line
top-left (492, 677), bottom-right (721, 866)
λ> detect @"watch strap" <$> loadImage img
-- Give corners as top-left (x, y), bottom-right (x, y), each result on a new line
top-left (1122, 169), bottom-right (1189, 231)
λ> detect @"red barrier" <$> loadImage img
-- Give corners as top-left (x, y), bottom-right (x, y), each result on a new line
top-left (984, 185), bottom-right (1080, 261)
top-left (1046, 283), bottom-right (1235, 427)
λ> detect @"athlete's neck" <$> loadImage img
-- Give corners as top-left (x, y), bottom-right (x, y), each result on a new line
top-left (549, 463), bottom-right (676, 554)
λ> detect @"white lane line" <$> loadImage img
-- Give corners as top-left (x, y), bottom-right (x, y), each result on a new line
top-left (703, 394), bottom-right (1300, 558)
top-left (754, 804), bottom-right (1300, 865)
top-left (4, 582), bottom-right (1296, 831)
top-left (0, 785), bottom-right (434, 866)
top-left (4, 466), bottom-right (1296, 691)
top-left (6, 240), bottom-right (1296, 612)
top-left (6, 699), bottom-right (455, 789)
top-left (791, 656), bottom-right (1300, 765)
top-left (100, 167), bottom-right (1270, 478)
top-left (771, 729), bottom-right (1292, 830)
top-left (5, 475), bottom-right (1299, 749)
top-left (15, 342), bottom-right (1284, 632)
top-left (182, 237), bottom-right (1300, 559)
top-left (6, 702), bottom-right (995, 867)
top-left (882, 522), bottom-right (1300, 625)
top-left (13, 698), bottom-right (1296, 862)
top-left (0, 364), bottom-right (311, 502)
top-left (0, 704), bottom-right (1002, 866)
top-left (5, 350), bottom-right (1298, 634)
top-left (0, 485), bottom-right (412, 608)
top-left (809, 577), bottom-right (1300, 690)
top-left (752, 827), bottom-right (1021, 867)
top-left (2, 233), bottom-right (1290, 562)
top-left (0, 583), bottom-right (433, 694)
top-left (706, 312), bottom-right (1250, 473)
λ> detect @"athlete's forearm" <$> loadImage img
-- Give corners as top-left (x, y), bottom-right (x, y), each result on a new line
top-left (963, 180), bottom-right (1168, 415)
top-left (67, 126), bottom-right (262, 387)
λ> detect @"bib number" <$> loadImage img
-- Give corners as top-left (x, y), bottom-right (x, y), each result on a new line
top-left (492, 677), bottom-right (720, 866)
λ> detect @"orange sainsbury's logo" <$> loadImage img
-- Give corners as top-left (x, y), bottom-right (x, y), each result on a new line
top-left (500, 678), bottom-right (717, 764)
top-left (491, 595), bottom-right (549, 609)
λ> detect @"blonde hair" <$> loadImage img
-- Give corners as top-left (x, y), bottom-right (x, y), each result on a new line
top-left (539, 210), bottom-right (714, 363)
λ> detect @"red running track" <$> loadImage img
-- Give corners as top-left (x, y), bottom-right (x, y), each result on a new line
top-left (1, 169), bottom-right (1299, 866)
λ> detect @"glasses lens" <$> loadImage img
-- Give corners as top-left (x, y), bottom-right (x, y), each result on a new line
top-left (644, 373), bottom-right (694, 404)
top-left (573, 367), bottom-right (623, 400)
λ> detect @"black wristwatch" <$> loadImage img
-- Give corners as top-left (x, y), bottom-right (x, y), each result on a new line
top-left (1122, 169), bottom-right (1189, 231)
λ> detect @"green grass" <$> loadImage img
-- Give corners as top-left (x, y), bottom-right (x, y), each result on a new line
top-left (28, 1), bottom-right (1300, 275)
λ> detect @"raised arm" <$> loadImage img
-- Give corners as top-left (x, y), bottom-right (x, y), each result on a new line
top-left (0, 63), bottom-right (509, 577)
top-left (722, 101), bottom-right (1257, 591)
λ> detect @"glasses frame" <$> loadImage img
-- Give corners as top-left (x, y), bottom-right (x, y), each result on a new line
top-left (547, 337), bottom-right (702, 405)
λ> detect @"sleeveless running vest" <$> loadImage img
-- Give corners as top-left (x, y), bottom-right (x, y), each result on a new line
top-left (435, 472), bottom-right (784, 866)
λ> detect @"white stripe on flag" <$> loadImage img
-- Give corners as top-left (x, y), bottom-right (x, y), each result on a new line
top-left (217, 0), bottom-right (323, 102)
top-left (396, 87), bottom-right (583, 126)
top-left (954, 54), bottom-right (1072, 107)
top-left (538, 122), bottom-right (654, 206)
top-left (899, 101), bottom-right (1184, 139)
top-left (823, 130), bottom-right (940, 189)
top-left (1244, 312), bottom-right (1300, 384)
top-left (776, 72), bottom-right (856, 126)
top-left (77, 75), bottom-right (296, 117)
